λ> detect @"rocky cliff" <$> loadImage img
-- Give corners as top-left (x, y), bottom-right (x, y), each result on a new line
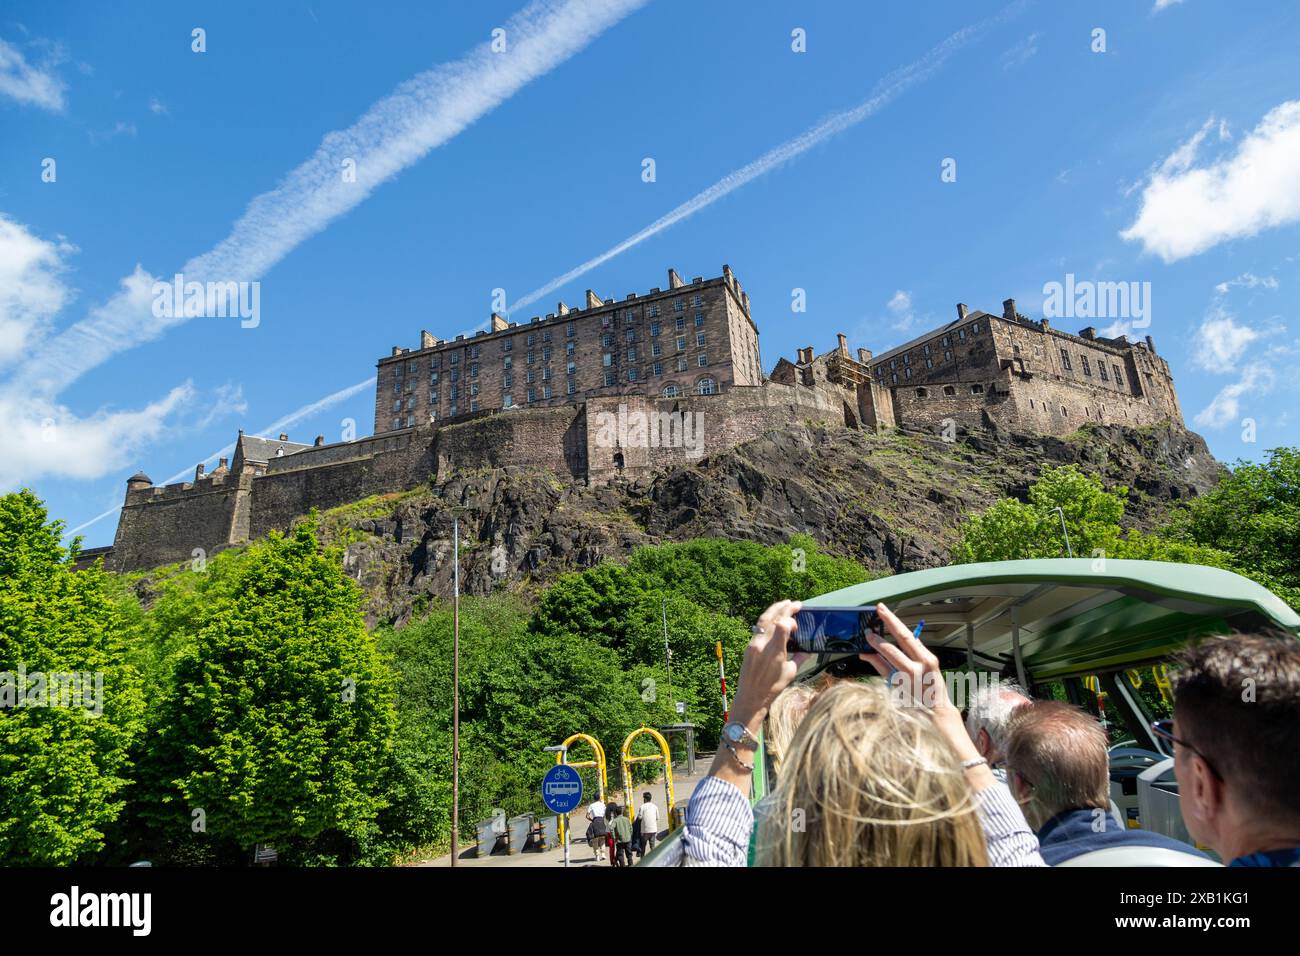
top-left (311, 420), bottom-right (1221, 627)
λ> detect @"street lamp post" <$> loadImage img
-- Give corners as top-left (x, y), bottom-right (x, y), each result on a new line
top-left (451, 514), bottom-right (462, 867)
top-left (1049, 506), bottom-right (1074, 558)
top-left (544, 744), bottom-right (570, 868)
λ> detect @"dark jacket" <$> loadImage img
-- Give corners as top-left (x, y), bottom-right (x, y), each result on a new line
top-left (1037, 808), bottom-right (1210, 866)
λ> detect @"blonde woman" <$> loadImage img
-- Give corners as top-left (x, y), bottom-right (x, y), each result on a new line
top-left (764, 683), bottom-right (819, 776)
top-left (674, 600), bottom-right (1044, 867)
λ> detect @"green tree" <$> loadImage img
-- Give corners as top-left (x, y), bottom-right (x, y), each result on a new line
top-left (139, 524), bottom-right (396, 862)
top-left (0, 490), bottom-right (144, 864)
top-left (954, 465), bottom-right (1125, 562)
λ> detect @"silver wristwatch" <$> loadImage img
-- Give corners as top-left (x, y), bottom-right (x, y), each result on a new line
top-left (722, 720), bottom-right (760, 748)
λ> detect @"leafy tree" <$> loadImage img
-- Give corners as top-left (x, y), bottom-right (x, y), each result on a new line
top-left (954, 465), bottom-right (1124, 563)
top-left (138, 524), bottom-right (396, 862)
top-left (0, 490), bottom-right (144, 865)
top-left (1163, 447), bottom-right (1300, 607)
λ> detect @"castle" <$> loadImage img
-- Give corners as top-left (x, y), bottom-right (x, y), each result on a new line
top-left (96, 265), bottom-right (1183, 572)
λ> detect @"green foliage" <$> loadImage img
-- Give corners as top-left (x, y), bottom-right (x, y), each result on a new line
top-left (953, 465), bottom-right (1124, 562)
top-left (0, 490), bottom-right (145, 865)
top-left (1163, 447), bottom-right (1300, 608)
top-left (136, 525), bottom-right (396, 862)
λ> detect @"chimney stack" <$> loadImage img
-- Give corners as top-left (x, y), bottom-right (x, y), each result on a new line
top-left (279, 433), bottom-right (289, 442)
top-left (741, 291), bottom-right (750, 314)
top-left (585, 289), bottom-right (602, 309)
top-left (957, 303), bottom-right (969, 321)
top-left (857, 347), bottom-right (873, 364)
top-left (420, 329), bottom-right (436, 349)
top-left (1003, 299), bottom-right (1017, 321)
top-left (723, 263), bottom-right (734, 288)
top-left (314, 435), bottom-right (324, 446)
top-left (490, 312), bottom-right (509, 331)
top-left (391, 346), bottom-right (402, 356)
top-left (1145, 334), bottom-right (1156, 353)
top-left (194, 463), bottom-right (205, 481)
top-left (668, 268), bottom-right (684, 289)
top-left (1079, 327), bottom-right (1097, 340)
top-left (836, 333), bottom-right (849, 356)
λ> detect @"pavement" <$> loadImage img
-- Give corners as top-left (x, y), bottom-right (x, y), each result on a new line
top-left (416, 757), bottom-right (713, 868)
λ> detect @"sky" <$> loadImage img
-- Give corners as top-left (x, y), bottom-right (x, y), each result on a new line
top-left (1, 0), bottom-right (1298, 548)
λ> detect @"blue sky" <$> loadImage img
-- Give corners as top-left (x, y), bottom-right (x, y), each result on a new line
top-left (2, 0), bottom-right (1298, 548)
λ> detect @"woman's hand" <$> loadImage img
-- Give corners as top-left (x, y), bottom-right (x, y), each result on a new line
top-left (730, 599), bottom-right (804, 728)
top-left (859, 602), bottom-right (993, 787)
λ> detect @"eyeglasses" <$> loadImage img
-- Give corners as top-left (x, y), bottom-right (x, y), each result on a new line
top-left (1150, 719), bottom-right (1221, 780)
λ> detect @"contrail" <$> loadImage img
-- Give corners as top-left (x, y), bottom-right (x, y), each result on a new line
top-left (65, 376), bottom-right (376, 538)
top-left (15, 0), bottom-right (651, 401)
top-left (508, 0), bottom-right (1028, 315)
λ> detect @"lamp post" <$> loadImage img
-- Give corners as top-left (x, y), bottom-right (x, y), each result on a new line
top-left (451, 514), bottom-right (461, 866)
top-left (1049, 506), bottom-right (1073, 558)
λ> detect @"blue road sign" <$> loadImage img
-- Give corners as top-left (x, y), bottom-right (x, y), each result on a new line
top-left (541, 763), bottom-right (584, 814)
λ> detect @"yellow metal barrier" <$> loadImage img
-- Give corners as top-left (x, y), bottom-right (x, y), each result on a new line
top-left (621, 726), bottom-right (676, 830)
top-left (555, 733), bottom-right (608, 849)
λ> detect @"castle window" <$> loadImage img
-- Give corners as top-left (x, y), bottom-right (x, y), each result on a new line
top-left (891, 373), bottom-right (898, 384)
top-left (675, 299), bottom-right (684, 312)
top-left (1113, 365), bottom-right (1123, 385)
top-left (601, 314), bottom-right (611, 329)
top-left (450, 368), bottom-right (460, 384)
top-left (406, 380), bottom-right (415, 393)
top-left (567, 361), bottom-right (576, 376)
top-left (431, 391), bottom-right (439, 403)
top-left (693, 295), bottom-right (703, 307)
top-left (904, 353), bottom-right (911, 364)
top-left (543, 368), bottom-right (552, 381)
top-left (649, 304), bottom-right (660, 318)
top-left (626, 329), bottom-right (636, 342)
top-left (604, 371), bottom-right (615, 386)
top-left (601, 333), bottom-right (612, 347)
top-left (407, 397), bottom-right (416, 410)
top-left (942, 336), bottom-right (950, 347)
top-left (430, 371), bottom-right (439, 384)
top-left (470, 363), bottom-right (479, 378)
top-left (653, 362), bottom-right (663, 377)
top-left (526, 369), bottom-right (534, 384)
top-left (944, 350), bottom-right (952, 362)
top-left (1099, 363), bottom-right (1109, 382)
top-left (502, 374), bottom-right (512, 388)
top-left (543, 385), bottom-right (553, 399)
top-left (1061, 405), bottom-right (1067, 416)
top-left (943, 385), bottom-right (956, 397)
top-left (566, 342), bottom-right (575, 357)
top-left (393, 382), bottom-right (400, 395)
top-left (527, 333), bottom-right (535, 346)
top-left (904, 368), bottom-right (912, 379)
top-left (663, 384), bottom-right (680, 398)
top-left (603, 353), bottom-right (612, 367)
top-left (566, 323), bottom-right (575, 337)
top-left (393, 399), bottom-right (401, 412)
top-left (958, 329), bottom-right (966, 341)
top-left (889, 359), bottom-right (896, 369)
top-left (627, 346), bottom-right (637, 362)
top-left (696, 331), bottom-right (706, 347)
top-left (449, 385), bottom-right (459, 400)
top-left (527, 351), bottom-right (535, 365)
top-left (916, 387), bottom-right (929, 398)
top-left (503, 356), bottom-right (512, 370)
top-left (676, 357), bottom-right (688, 372)
top-left (543, 329), bottom-right (551, 342)
top-left (625, 311), bottom-right (636, 325)
top-left (470, 383), bottom-right (480, 396)
top-left (1081, 356), bottom-right (1092, 376)
top-left (695, 313), bottom-right (705, 327)
top-left (470, 401), bottom-right (479, 412)
top-left (470, 345), bottom-right (480, 358)
top-left (450, 352), bottom-right (459, 364)
top-left (627, 368), bottom-right (638, 382)
top-left (567, 379), bottom-right (576, 395)
top-left (925, 358), bottom-right (933, 369)
top-left (395, 364), bottom-right (404, 377)
top-left (676, 336), bottom-right (687, 352)
top-left (651, 322), bottom-right (661, 337)
top-left (696, 377), bottom-right (717, 395)
top-left (698, 353), bottom-right (708, 367)
top-left (1060, 348), bottom-right (1072, 371)
top-left (528, 388), bottom-right (536, 403)
top-left (675, 316), bottom-right (686, 332)
top-left (406, 415), bottom-right (414, 428)
top-left (923, 344), bottom-right (930, 355)
top-left (970, 383), bottom-right (984, 394)
top-left (651, 342), bottom-right (663, 357)
top-left (971, 322), bottom-right (980, 333)
top-left (392, 418), bottom-right (401, 430)
top-left (543, 347), bottom-right (551, 362)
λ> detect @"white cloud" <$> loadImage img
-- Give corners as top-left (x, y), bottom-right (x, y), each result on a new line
top-left (9, 0), bottom-right (650, 406)
top-left (1153, 0), bottom-right (1185, 12)
top-left (1192, 310), bottom-right (1262, 370)
top-left (0, 36), bottom-right (66, 111)
top-left (1214, 272), bottom-right (1278, 294)
top-left (148, 96), bottom-right (168, 116)
top-left (886, 289), bottom-right (917, 331)
top-left (1121, 101), bottom-right (1300, 262)
top-left (0, 216), bottom-right (76, 367)
top-left (1194, 363), bottom-right (1273, 430)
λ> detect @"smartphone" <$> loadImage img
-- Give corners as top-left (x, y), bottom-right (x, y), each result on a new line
top-left (788, 606), bottom-right (886, 654)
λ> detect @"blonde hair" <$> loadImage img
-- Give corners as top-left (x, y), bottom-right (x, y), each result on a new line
top-left (765, 684), bottom-right (818, 776)
top-left (755, 680), bottom-right (988, 867)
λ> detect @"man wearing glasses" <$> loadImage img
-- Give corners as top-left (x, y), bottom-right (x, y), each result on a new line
top-left (1163, 631), bottom-right (1300, 868)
